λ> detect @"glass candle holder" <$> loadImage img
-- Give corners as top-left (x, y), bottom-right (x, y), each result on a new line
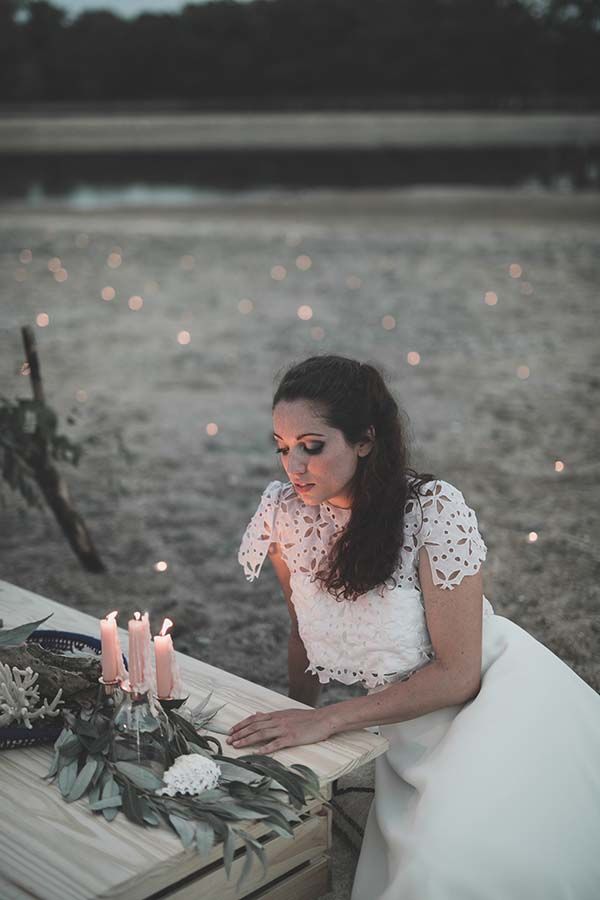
top-left (111, 687), bottom-right (173, 771)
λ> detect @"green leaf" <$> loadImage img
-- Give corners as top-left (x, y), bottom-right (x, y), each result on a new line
top-left (217, 761), bottom-right (262, 785)
top-left (290, 763), bottom-right (322, 795)
top-left (114, 762), bottom-right (164, 792)
top-left (223, 827), bottom-right (236, 878)
top-left (0, 614), bottom-right (53, 647)
top-left (194, 820), bottom-right (215, 855)
top-left (140, 798), bottom-right (160, 826)
top-left (90, 795), bottom-right (123, 811)
top-left (169, 814), bottom-right (196, 849)
top-left (66, 758), bottom-right (98, 802)
top-left (121, 783), bottom-right (145, 826)
top-left (58, 759), bottom-right (78, 797)
top-left (100, 773), bottom-right (121, 822)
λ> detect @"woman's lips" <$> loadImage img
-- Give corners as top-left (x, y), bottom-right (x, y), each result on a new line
top-left (294, 482), bottom-right (315, 493)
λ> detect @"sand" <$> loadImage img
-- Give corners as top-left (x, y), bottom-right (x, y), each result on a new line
top-left (1, 186), bottom-right (599, 896)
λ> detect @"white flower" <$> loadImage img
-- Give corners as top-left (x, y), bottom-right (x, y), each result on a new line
top-left (157, 753), bottom-right (221, 797)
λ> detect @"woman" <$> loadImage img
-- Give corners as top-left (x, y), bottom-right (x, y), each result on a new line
top-left (231, 354), bottom-right (600, 899)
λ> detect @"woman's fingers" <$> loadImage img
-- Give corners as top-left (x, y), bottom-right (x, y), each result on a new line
top-left (228, 724), bottom-right (281, 747)
top-left (228, 712), bottom-right (271, 738)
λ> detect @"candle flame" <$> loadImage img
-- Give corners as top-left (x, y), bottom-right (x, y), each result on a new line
top-left (134, 611), bottom-right (141, 620)
top-left (106, 610), bottom-right (118, 623)
top-left (159, 618), bottom-right (174, 637)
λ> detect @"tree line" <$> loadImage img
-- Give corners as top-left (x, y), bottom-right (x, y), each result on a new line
top-left (0, 0), bottom-right (598, 106)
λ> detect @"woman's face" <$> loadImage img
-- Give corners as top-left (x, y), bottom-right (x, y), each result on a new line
top-left (272, 399), bottom-right (373, 509)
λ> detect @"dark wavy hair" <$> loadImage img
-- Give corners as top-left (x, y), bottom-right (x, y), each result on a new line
top-left (272, 355), bottom-right (437, 602)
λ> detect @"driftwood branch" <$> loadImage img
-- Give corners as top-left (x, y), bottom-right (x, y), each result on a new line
top-left (21, 325), bottom-right (106, 573)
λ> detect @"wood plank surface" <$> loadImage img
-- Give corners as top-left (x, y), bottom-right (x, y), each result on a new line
top-left (0, 580), bottom-right (387, 900)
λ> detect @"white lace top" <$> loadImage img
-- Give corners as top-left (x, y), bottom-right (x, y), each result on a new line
top-left (238, 478), bottom-right (493, 689)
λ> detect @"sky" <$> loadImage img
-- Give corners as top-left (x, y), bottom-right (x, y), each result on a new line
top-left (53, 0), bottom-right (251, 18)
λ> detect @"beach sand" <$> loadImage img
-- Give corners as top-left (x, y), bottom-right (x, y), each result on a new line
top-left (1, 187), bottom-right (599, 896)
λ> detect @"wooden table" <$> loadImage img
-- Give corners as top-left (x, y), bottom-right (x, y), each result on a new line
top-left (0, 580), bottom-right (388, 900)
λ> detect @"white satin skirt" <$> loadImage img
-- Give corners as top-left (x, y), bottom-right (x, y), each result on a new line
top-left (351, 614), bottom-right (600, 900)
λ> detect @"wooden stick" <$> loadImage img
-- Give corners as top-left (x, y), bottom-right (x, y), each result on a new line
top-left (20, 325), bottom-right (106, 574)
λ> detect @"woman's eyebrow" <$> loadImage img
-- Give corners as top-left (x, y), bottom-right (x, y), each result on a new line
top-left (272, 432), bottom-right (325, 440)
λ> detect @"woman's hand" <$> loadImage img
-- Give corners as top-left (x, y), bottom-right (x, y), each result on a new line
top-left (226, 707), bottom-right (333, 754)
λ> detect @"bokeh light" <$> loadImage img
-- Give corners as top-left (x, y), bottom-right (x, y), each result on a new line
top-left (75, 389), bottom-right (88, 402)
top-left (407, 351), bottom-right (421, 366)
top-left (270, 265), bottom-right (287, 281)
top-left (484, 291), bottom-right (498, 305)
top-left (346, 275), bottom-right (362, 290)
top-left (177, 330), bottom-right (191, 345)
top-left (509, 263), bottom-right (523, 278)
top-left (521, 282), bottom-right (534, 295)
top-left (554, 460), bottom-right (565, 472)
top-left (238, 298), bottom-right (253, 314)
top-left (128, 295), bottom-right (144, 311)
top-left (48, 257), bottom-right (61, 272)
top-left (206, 423), bottom-right (219, 436)
top-left (517, 365), bottom-right (530, 379)
top-left (297, 305), bottom-right (313, 320)
top-left (36, 313), bottom-right (49, 327)
top-left (19, 249), bottom-right (32, 264)
top-left (107, 252), bottom-right (122, 269)
top-left (15, 268), bottom-right (27, 282)
top-left (180, 255), bottom-right (195, 270)
top-left (101, 286), bottom-right (115, 301)
top-left (54, 268), bottom-right (68, 283)
top-left (154, 561), bottom-right (168, 572)
top-left (382, 315), bottom-right (396, 330)
top-left (311, 326), bottom-right (325, 340)
top-left (296, 254), bottom-right (312, 271)
top-left (528, 531), bottom-right (538, 543)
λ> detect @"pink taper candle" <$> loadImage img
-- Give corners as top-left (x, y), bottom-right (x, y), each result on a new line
top-left (100, 611), bottom-right (121, 682)
top-left (128, 611), bottom-right (151, 692)
top-left (154, 618), bottom-right (175, 699)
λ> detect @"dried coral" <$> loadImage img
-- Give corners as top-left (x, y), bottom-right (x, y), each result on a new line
top-left (0, 662), bottom-right (63, 728)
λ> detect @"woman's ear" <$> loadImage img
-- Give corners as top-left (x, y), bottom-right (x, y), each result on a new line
top-left (358, 426), bottom-right (376, 457)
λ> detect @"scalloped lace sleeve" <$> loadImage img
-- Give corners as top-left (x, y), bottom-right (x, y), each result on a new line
top-left (237, 480), bottom-right (285, 582)
top-left (418, 479), bottom-right (487, 590)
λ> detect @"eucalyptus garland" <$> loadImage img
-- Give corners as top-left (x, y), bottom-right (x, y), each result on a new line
top-left (47, 689), bottom-right (325, 889)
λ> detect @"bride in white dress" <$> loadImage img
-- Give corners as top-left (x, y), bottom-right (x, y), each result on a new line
top-left (229, 354), bottom-right (600, 899)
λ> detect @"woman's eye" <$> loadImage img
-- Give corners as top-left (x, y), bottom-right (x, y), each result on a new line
top-left (275, 444), bottom-right (323, 456)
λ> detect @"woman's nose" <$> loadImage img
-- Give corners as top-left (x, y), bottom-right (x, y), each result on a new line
top-left (287, 449), bottom-right (307, 473)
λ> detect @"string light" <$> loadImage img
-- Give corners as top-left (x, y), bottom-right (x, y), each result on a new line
top-left (517, 365), bottom-right (530, 379)
top-left (177, 330), bottom-right (191, 345)
top-left (554, 460), bottom-right (565, 472)
top-left (48, 257), bottom-right (61, 272)
top-left (382, 315), bottom-right (396, 330)
top-left (407, 351), bottom-right (421, 366)
top-left (509, 263), bottom-right (522, 278)
top-left (154, 561), bottom-right (168, 572)
top-left (484, 291), bottom-right (498, 305)
top-left (528, 532), bottom-right (538, 542)
top-left (297, 305), bottom-right (313, 320)
top-left (54, 268), bottom-right (68, 283)
top-left (101, 286), bottom-right (115, 301)
top-left (107, 252), bottom-right (122, 269)
top-left (36, 313), bottom-right (49, 327)
top-left (128, 296), bottom-right (143, 311)
top-left (206, 423), bottom-right (218, 436)
top-left (19, 249), bottom-right (32, 264)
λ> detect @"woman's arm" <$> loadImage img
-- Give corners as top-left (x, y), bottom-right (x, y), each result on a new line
top-left (325, 549), bottom-right (484, 734)
top-left (268, 543), bottom-right (321, 707)
top-left (228, 550), bottom-right (483, 751)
